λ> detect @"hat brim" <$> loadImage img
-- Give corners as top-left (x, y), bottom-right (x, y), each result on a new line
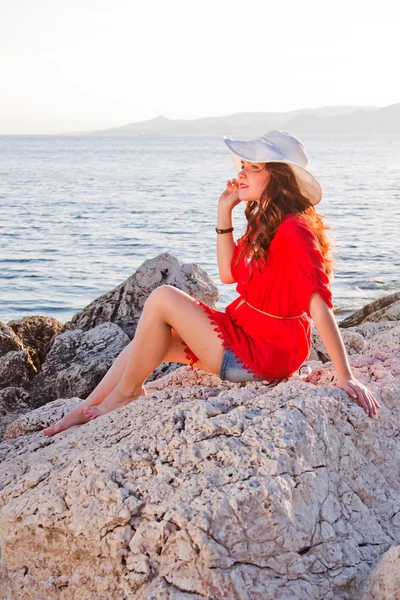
top-left (222, 135), bottom-right (322, 206)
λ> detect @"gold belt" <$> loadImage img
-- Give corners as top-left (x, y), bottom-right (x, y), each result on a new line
top-left (235, 298), bottom-right (307, 320)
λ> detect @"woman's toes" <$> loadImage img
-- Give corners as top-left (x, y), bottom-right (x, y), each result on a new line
top-left (43, 423), bottom-right (63, 436)
top-left (83, 406), bottom-right (100, 419)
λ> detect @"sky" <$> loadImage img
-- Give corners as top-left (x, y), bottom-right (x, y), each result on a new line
top-left (0, 0), bottom-right (398, 134)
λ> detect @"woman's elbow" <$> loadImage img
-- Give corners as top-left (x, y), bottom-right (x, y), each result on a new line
top-left (220, 274), bottom-right (236, 284)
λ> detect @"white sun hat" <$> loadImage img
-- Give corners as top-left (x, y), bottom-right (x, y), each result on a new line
top-left (222, 129), bottom-right (322, 206)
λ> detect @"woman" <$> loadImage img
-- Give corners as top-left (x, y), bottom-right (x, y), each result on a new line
top-left (43, 130), bottom-right (380, 436)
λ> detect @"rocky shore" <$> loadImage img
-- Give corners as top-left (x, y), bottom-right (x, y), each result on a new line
top-left (0, 252), bottom-right (399, 599)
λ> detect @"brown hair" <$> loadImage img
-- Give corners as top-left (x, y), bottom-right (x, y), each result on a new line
top-left (233, 162), bottom-right (336, 284)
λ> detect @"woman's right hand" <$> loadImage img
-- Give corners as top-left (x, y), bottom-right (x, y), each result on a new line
top-left (219, 178), bottom-right (242, 209)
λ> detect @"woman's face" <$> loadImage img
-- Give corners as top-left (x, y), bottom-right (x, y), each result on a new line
top-left (238, 160), bottom-right (270, 202)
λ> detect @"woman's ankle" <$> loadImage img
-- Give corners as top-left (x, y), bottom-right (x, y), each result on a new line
top-left (117, 383), bottom-right (146, 398)
top-left (82, 390), bottom-right (111, 407)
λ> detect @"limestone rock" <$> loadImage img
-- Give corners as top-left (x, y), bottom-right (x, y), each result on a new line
top-left (339, 291), bottom-right (400, 328)
top-left (0, 387), bottom-right (32, 440)
top-left (0, 256), bottom-right (218, 425)
top-left (0, 322), bottom-right (24, 357)
top-left (309, 328), bottom-right (329, 363)
top-left (6, 315), bottom-right (64, 371)
top-left (310, 327), bottom-right (366, 364)
top-left (4, 397), bottom-right (80, 440)
top-left (361, 545), bottom-right (400, 599)
top-left (0, 319), bottom-right (399, 599)
top-left (61, 253), bottom-right (219, 339)
top-left (0, 343), bottom-right (35, 439)
top-left (0, 350), bottom-right (30, 389)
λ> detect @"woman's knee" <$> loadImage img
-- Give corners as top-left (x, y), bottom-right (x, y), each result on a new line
top-left (145, 285), bottom-right (184, 312)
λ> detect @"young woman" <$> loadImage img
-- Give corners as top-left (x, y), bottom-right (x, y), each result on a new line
top-left (43, 130), bottom-right (380, 436)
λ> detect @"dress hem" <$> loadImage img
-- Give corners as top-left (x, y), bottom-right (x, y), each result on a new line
top-left (182, 298), bottom-right (288, 385)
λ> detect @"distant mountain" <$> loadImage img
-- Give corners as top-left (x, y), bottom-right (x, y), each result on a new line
top-left (284, 103), bottom-right (400, 134)
top-left (61, 103), bottom-right (400, 136)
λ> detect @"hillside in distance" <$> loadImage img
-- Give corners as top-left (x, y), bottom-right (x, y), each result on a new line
top-left (61, 103), bottom-right (400, 136)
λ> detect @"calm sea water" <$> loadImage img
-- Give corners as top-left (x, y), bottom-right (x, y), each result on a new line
top-left (0, 135), bottom-right (399, 325)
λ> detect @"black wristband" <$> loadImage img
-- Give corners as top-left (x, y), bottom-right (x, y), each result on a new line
top-left (216, 227), bottom-right (234, 234)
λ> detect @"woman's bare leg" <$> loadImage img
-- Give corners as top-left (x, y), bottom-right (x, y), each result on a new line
top-left (84, 286), bottom-right (224, 420)
top-left (43, 288), bottom-right (219, 435)
top-left (42, 341), bottom-right (137, 436)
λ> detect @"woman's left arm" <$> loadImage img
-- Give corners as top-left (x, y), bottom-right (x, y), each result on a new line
top-left (309, 292), bottom-right (381, 418)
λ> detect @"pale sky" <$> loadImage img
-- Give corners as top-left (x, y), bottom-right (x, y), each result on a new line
top-left (0, 0), bottom-right (398, 134)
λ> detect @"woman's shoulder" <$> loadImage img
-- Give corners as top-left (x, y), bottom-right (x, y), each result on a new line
top-left (273, 214), bottom-right (320, 256)
top-left (275, 213), bottom-right (309, 239)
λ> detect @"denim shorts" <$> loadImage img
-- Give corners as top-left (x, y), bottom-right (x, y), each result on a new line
top-left (219, 348), bottom-right (277, 384)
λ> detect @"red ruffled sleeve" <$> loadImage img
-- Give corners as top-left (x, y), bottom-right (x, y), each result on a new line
top-left (285, 219), bottom-right (333, 315)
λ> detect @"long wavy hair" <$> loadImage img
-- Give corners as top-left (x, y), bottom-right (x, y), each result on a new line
top-left (233, 162), bottom-right (336, 284)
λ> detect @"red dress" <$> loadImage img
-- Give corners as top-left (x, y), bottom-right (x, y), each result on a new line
top-left (182, 213), bottom-right (334, 384)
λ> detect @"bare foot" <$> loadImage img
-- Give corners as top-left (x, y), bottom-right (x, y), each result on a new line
top-left (42, 403), bottom-right (89, 437)
top-left (83, 385), bottom-right (147, 421)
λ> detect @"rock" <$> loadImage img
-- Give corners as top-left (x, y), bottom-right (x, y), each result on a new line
top-left (367, 299), bottom-right (400, 323)
top-left (0, 322), bottom-right (37, 380)
top-left (61, 253), bottom-right (219, 339)
top-left (26, 322), bottom-right (130, 408)
top-left (6, 315), bottom-right (64, 371)
top-left (0, 256), bottom-right (218, 425)
top-left (4, 397), bottom-right (80, 440)
top-left (309, 328), bottom-right (330, 363)
top-left (0, 322), bottom-right (24, 357)
top-left (361, 545), bottom-right (400, 599)
top-left (307, 321), bottom-right (400, 390)
top-left (0, 345), bottom-right (35, 439)
top-left (344, 320), bottom-right (396, 341)
top-left (310, 327), bottom-right (367, 364)
top-left (0, 351), bottom-right (31, 389)
top-left (0, 318), bottom-right (399, 599)
top-left (143, 359), bottom-right (191, 385)
top-left (339, 291), bottom-right (400, 328)
top-left (0, 387), bottom-right (31, 440)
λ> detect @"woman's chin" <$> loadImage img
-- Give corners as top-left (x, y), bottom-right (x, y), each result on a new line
top-left (241, 197), bottom-right (258, 203)
top-left (239, 191), bottom-right (258, 203)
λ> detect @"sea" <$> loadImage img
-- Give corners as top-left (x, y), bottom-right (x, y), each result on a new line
top-left (0, 135), bottom-right (399, 325)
